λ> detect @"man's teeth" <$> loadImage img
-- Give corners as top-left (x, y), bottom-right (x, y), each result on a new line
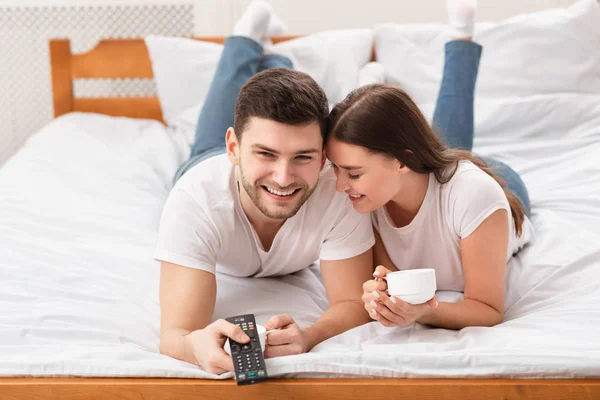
top-left (265, 187), bottom-right (296, 196)
top-left (350, 194), bottom-right (362, 198)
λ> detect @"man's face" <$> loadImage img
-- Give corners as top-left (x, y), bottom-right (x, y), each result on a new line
top-left (227, 117), bottom-right (325, 220)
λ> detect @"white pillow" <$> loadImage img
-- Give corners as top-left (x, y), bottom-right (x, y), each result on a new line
top-left (146, 30), bottom-right (374, 143)
top-left (145, 35), bottom-right (223, 126)
top-left (374, 0), bottom-right (600, 141)
top-left (274, 29), bottom-right (374, 105)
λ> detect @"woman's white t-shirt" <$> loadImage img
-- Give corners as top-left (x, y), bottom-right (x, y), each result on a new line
top-left (372, 161), bottom-right (533, 292)
top-left (155, 154), bottom-right (375, 277)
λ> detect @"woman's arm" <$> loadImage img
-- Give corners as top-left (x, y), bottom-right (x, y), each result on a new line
top-left (417, 208), bottom-right (508, 328)
top-left (373, 229), bottom-right (399, 273)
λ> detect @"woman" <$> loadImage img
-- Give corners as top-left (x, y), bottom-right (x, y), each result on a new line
top-left (326, 0), bottom-right (533, 330)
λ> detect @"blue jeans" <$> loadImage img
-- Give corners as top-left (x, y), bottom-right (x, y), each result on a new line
top-left (173, 36), bottom-right (293, 182)
top-left (432, 41), bottom-right (531, 216)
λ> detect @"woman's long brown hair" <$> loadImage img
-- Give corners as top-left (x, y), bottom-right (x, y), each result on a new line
top-left (328, 84), bottom-right (525, 236)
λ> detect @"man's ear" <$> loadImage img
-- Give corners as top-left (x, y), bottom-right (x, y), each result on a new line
top-left (226, 128), bottom-right (239, 165)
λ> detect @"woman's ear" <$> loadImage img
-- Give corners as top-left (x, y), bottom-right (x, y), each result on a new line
top-left (226, 128), bottom-right (239, 165)
top-left (398, 149), bottom-right (414, 174)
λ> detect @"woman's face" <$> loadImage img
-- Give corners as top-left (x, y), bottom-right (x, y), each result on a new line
top-left (326, 138), bottom-right (403, 214)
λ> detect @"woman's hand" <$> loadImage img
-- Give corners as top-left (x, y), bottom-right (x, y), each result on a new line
top-left (361, 265), bottom-right (390, 320)
top-left (363, 265), bottom-right (439, 327)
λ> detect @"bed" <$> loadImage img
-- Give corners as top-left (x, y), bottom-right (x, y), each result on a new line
top-left (1, 2), bottom-right (600, 397)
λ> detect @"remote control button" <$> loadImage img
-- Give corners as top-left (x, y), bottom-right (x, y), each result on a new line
top-left (238, 373), bottom-right (246, 379)
top-left (257, 370), bottom-right (265, 376)
top-left (247, 372), bottom-right (256, 377)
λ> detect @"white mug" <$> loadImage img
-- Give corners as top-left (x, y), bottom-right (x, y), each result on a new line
top-left (386, 268), bottom-right (437, 305)
top-left (224, 324), bottom-right (271, 355)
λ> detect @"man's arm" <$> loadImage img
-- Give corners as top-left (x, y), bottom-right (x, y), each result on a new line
top-left (159, 261), bottom-right (216, 362)
top-left (304, 248), bottom-right (374, 349)
top-left (159, 261), bottom-right (249, 374)
top-left (264, 248), bottom-right (374, 357)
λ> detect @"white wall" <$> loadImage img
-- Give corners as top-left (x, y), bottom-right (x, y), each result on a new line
top-left (0, 0), bottom-right (580, 166)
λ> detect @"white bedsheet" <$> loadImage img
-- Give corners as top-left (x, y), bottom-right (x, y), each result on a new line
top-left (1, 112), bottom-right (599, 379)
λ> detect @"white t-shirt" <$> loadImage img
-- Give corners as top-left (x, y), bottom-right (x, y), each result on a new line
top-left (155, 154), bottom-right (375, 277)
top-left (372, 161), bottom-right (533, 292)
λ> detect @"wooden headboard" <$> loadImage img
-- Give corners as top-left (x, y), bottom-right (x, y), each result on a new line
top-left (49, 36), bottom-right (375, 123)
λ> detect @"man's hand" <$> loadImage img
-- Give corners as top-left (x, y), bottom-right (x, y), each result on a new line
top-left (184, 319), bottom-right (250, 374)
top-left (262, 314), bottom-right (310, 358)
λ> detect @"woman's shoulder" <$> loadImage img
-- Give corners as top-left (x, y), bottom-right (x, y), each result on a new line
top-left (440, 160), bottom-right (509, 232)
top-left (442, 160), bottom-right (500, 194)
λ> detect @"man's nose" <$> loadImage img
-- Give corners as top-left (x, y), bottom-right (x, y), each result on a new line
top-left (272, 161), bottom-right (294, 188)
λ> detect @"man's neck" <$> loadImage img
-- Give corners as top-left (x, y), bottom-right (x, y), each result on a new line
top-left (237, 179), bottom-right (286, 251)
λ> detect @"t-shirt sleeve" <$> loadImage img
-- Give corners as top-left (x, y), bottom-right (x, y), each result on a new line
top-left (319, 200), bottom-right (375, 261)
top-left (154, 188), bottom-right (220, 274)
top-left (448, 169), bottom-right (511, 239)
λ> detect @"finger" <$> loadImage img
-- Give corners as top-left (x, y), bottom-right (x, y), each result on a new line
top-left (382, 293), bottom-right (417, 315)
top-left (363, 279), bottom-right (377, 292)
top-left (264, 343), bottom-right (304, 358)
top-left (363, 279), bottom-right (388, 293)
top-left (370, 287), bottom-right (391, 304)
top-left (371, 307), bottom-right (396, 327)
top-left (265, 326), bottom-right (300, 346)
top-left (203, 349), bottom-right (235, 374)
top-left (373, 265), bottom-right (393, 280)
top-left (264, 314), bottom-right (294, 331)
top-left (213, 319), bottom-right (250, 343)
top-left (371, 300), bottom-right (407, 326)
top-left (362, 291), bottom-right (371, 303)
top-left (365, 303), bottom-right (377, 320)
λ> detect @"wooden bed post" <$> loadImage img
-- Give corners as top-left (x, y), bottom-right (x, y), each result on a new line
top-left (49, 39), bottom-right (73, 118)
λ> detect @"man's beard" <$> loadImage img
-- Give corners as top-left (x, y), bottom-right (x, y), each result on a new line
top-left (239, 166), bottom-right (317, 220)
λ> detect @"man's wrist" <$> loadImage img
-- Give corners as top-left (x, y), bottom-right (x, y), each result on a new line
top-left (182, 330), bottom-right (200, 365)
top-left (301, 326), bottom-right (322, 352)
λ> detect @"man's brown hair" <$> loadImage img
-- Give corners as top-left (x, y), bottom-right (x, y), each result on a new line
top-left (234, 68), bottom-right (329, 143)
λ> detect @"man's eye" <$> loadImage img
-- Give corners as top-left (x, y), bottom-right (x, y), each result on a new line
top-left (296, 155), bottom-right (312, 161)
top-left (258, 152), bottom-right (274, 157)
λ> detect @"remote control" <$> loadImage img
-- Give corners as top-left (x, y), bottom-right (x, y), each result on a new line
top-left (225, 314), bottom-right (268, 385)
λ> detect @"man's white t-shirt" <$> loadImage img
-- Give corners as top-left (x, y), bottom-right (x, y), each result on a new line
top-left (155, 154), bottom-right (375, 277)
top-left (372, 161), bottom-right (533, 292)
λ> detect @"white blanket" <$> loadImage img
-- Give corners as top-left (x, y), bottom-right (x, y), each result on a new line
top-left (1, 112), bottom-right (599, 379)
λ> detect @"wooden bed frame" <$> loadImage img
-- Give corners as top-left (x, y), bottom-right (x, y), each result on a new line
top-left (0, 36), bottom-right (597, 400)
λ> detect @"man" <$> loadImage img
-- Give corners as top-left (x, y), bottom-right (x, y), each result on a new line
top-left (155, 2), bottom-right (374, 375)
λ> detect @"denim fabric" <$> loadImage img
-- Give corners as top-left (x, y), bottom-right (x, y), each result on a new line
top-left (173, 36), bottom-right (293, 183)
top-left (432, 40), bottom-right (530, 215)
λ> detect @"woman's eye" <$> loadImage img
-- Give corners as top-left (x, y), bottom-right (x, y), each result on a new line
top-left (349, 174), bottom-right (361, 180)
